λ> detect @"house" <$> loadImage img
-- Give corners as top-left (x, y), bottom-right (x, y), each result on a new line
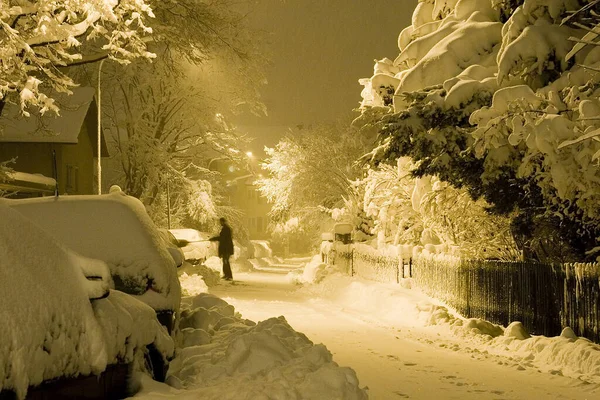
top-left (0, 87), bottom-right (109, 196)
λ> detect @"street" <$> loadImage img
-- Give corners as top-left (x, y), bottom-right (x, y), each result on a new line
top-left (209, 268), bottom-right (599, 400)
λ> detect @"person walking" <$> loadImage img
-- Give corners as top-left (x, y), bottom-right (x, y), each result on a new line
top-left (210, 217), bottom-right (234, 281)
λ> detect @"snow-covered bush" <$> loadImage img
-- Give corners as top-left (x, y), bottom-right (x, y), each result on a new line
top-left (355, 156), bottom-right (518, 259)
top-left (357, 0), bottom-right (600, 262)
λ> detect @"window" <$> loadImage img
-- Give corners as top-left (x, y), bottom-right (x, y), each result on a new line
top-left (65, 164), bottom-right (79, 193)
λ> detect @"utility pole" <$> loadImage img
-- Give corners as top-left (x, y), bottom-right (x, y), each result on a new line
top-left (97, 59), bottom-right (105, 194)
top-left (166, 175), bottom-right (171, 229)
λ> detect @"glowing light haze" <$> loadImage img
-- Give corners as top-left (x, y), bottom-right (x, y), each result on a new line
top-left (234, 0), bottom-right (418, 150)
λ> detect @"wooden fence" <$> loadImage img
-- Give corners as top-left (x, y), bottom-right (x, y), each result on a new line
top-left (329, 244), bottom-right (600, 344)
top-left (412, 257), bottom-right (600, 343)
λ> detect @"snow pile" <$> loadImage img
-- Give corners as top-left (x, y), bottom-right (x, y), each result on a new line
top-left (179, 273), bottom-right (209, 296)
top-left (288, 255), bottom-right (328, 284)
top-left (432, 310), bottom-right (600, 383)
top-left (179, 263), bottom-right (221, 287)
top-left (136, 293), bottom-right (367, 399)
top-left (250, 240), bottom-right (273, 259)
top-left (2, 192), bottom-right (181, 312)
top-left (0, 206), bottom-right (108, 398)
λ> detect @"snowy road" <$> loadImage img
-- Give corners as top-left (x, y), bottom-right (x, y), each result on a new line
top-left (209, 269), bottom-right (599, 400)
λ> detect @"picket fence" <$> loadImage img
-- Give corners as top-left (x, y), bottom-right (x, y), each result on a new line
top-left (327, 244), bottom-right (600, 344)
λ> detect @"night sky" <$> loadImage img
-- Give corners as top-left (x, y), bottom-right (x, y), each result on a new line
top-left (234, 0), bottom-right (417, 151)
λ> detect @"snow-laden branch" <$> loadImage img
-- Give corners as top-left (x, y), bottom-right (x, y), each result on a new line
top-left (0, 0), bottom-right (155, 116)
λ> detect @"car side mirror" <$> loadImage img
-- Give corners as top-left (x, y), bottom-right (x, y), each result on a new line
top-left (177, 239), bottom-right (189, 247)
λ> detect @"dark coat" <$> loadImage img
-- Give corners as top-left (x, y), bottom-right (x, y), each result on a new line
top-left (210, 224), bottom-right (234, 257)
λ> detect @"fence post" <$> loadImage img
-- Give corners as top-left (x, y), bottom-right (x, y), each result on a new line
top-left (351, 247), bottom-right (354, 277)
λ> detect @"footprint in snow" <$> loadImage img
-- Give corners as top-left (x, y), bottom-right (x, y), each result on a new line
top-left (393, 392), bottom-right (410, 398)
top-left (403, 362), bottom-right (417, 367)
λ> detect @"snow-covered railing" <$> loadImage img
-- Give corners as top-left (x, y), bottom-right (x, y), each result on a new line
top-left (351, 243), bottom-right (403, 283)
top-left (324, 242), bottom-right (413, 283)
top-left (413, 255), bottom-right (600, 344)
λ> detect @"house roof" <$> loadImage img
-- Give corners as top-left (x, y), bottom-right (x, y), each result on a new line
top-left (0, 87), bottom-right (109, 157)
top-left (0, 171), bottom-right (56, 194)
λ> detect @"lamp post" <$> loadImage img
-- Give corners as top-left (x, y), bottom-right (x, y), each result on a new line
top-left (207, 157), bottom-right (226, 170)
top-left (97, 58), bottom-right (105, 195)
top-left (166, 173), bottom-right (171, 229)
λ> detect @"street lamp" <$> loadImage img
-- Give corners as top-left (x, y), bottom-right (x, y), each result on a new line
top-left (207, 157), bottom-right (228, 170)
top-left (97, 58), bottom-right (105, 194)
top-left (207, 151), bottom-right (254, 171)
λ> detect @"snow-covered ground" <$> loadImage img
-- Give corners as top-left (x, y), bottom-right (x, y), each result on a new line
top-left (200, 264), bottom-right (599, 399)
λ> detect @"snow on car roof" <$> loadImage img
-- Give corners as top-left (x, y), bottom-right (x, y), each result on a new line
top-left (169, 228), bottom-right (210, 242)
top-left (1, 191), bottom-right (181, 312)
top-left (0, 206), bottom-right (108, 397)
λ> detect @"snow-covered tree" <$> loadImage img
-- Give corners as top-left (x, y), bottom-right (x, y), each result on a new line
top-left (356, 157), bottom-right (518, 259)
top-left (0, 0), bottom-right (155, 115)
top-left (101, 58), bottom-right (252, 229)
top-left (256, 122), bottom-right (369, 247)
top-left (357, 0), bottom-right (600, 262)
top-left (72, 0), bottom-right (266, 230)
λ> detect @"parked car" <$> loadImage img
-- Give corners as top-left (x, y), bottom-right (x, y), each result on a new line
top-left (1, 190), bottom-right (181, 335)
top-left (0, 205), bottom-right (174, 399)
top-left (158, 228), bottom-right (185, 268)
top-left (169, 228), bottom-right (215, 264)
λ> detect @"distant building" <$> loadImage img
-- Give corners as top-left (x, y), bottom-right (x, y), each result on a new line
top-left (0, 87), bottom-right (109, 196)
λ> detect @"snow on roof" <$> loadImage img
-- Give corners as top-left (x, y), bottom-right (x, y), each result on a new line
top-left (0, 172), bottom-right (56, 194)
top-left (1, 191), bottom-right (181, 312)
top-left (0, 87), bottom-right (96, 144)
top-left (169, 228), bottom-right (210, 243)
top-left (0, 206), bottom-right (108, 398)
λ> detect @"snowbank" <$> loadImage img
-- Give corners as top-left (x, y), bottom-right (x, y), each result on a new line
top-left (0, 206), bottom-right (108, 398)
top-left (288, 254), bottom-right (328, 284)
top-left (250, 240), bottom-right (273, 258)
top-left (179, 273), bottom-right (210, 296)
top-left (302, 272), bottom-right (600, 385)
top-left (133, 293), bottom-right (367, 399)
top-left (2, 192), bottom-right (181, 312)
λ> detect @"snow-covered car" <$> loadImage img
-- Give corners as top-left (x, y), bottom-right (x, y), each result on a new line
top-left (0, 206), bottom-right (174, 399)
top-left (158, 228), bottom-right (185, 268)
top-left (1, 191), bottom-right (181, 334)
top-left (169, 228), bottom-right (214, 264)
